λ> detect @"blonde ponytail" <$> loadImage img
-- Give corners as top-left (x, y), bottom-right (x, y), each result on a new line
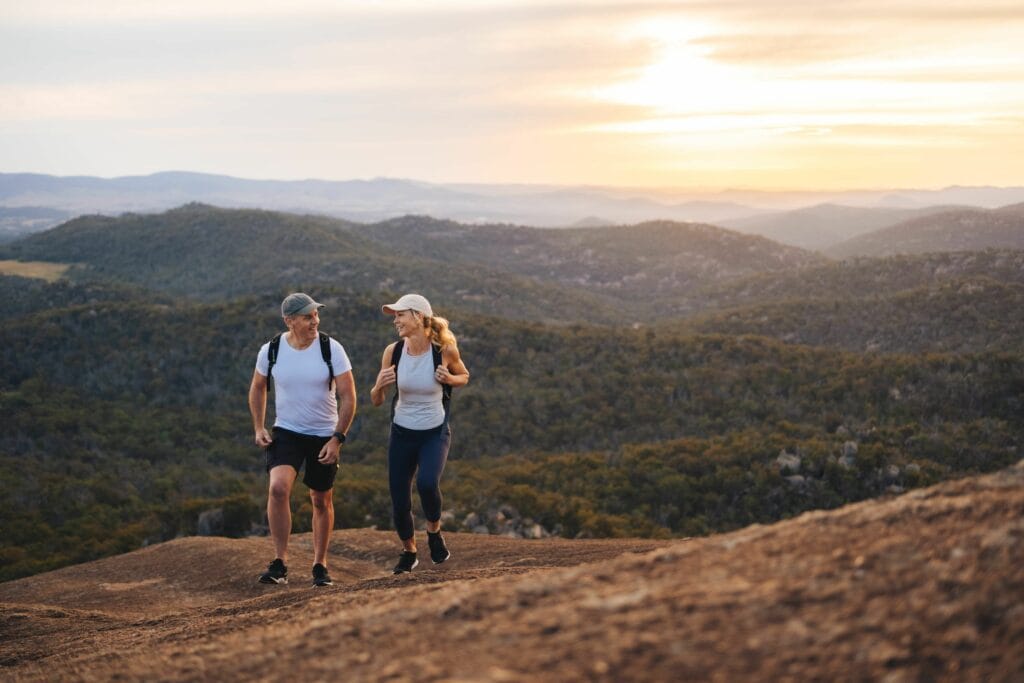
top-left (424, 315), bottom-right (456, 349)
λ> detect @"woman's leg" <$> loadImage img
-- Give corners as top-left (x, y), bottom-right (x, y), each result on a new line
top-left (415, 425), bottom-right (451, 530)
top-left (387, 425), bottom-right (419, 549)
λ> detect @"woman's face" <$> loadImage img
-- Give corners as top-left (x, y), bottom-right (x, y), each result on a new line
top-left (392, 309), bottom-right (422, 338)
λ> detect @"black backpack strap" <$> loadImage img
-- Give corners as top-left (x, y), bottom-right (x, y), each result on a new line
top-left (319, 332), bottom-right (335, 390)
top-left (267, 334), bottom-right (282, 387)
top-left (433, 343), bottom-right (452, 420)
top-left (389, 340), bottom-right (404, 422)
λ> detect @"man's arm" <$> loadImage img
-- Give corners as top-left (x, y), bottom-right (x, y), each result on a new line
top-left (249, 370), bottom-right (273, 447)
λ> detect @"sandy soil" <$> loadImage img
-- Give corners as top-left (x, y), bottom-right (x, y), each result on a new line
top-left (2, 462), bottom-right (1022, 682)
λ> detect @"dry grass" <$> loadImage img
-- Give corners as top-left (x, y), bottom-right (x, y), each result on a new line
top-left (0, 260), bottom-right (71, 282)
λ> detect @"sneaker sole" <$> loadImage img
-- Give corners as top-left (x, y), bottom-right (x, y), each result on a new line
top-left (258, 576), bottom-right (288, 585)
top-left (432, 551), bottom-right (451, 565)
top-left (393, 559), bottom-right (419, 574)
top-left (313, 581), bottom-right (334, 587)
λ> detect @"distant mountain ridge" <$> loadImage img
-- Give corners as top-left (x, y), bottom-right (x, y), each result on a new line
top-left (5, 171), bottom-right (1024, 236)
top-left (0, 172), bottom-right (759, 228)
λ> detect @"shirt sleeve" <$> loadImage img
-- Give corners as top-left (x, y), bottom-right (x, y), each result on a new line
top-left (329, 338), bottom-right (353, 376)
top-left (254, 342), bottom-right (270, 376)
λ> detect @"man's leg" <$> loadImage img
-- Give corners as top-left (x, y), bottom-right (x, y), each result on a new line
top-left (310, 487), bottom-right (334, 567)
top-left (267, 465), bottom-right (297, 562)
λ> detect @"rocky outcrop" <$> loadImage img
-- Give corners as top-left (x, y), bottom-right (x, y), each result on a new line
top-left (453, 505), bottom-right (554, 539)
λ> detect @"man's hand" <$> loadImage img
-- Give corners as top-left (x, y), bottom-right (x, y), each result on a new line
top-left (318, 438), bottom-right (341, 465)
top-left (254, 427), bottom-right (273, 448)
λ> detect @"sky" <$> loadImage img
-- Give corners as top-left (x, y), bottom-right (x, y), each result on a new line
top-left (2, 0), bottom-right (1024, 191)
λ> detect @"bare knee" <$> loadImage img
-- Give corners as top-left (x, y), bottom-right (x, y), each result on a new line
top-left (310, 490), bottom-right (333, 511)
top-left (268, 481), bottom-right (292, 502)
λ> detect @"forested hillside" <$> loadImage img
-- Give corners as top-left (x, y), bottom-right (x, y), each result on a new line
top-left (673, 249), bottom-right (1024, 316)
top-left (686, 277), bottom-right (1024, 354)
top-left (361, 216), bottom-right (824, 300)
top-left (826, 205), bottom-right (1024, 258)
top-left (0, 205), bottom-right (822, 323)
top-left (2, 279), bottom-right (1021, 580)
top-left (719, 203), bottom-right (963, 250)
top-left (1, 205), bottom-right (1022, 582)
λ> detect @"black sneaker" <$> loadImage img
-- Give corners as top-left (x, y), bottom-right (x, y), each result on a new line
top-left (312, 563), bottom-right (333, 587)
top-left (258, 558), bottom-right (288, 585)
top-left (392, 551), bottom-right (418, 574)
top-left (427, 531), bottom-right (451, 565)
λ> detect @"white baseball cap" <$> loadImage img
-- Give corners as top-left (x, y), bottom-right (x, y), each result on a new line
top-left (381, 293), bottom-right (433, 317)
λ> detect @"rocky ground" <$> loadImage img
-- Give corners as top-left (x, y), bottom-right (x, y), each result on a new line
top-left (2, 462), bottom-right (1022, 682)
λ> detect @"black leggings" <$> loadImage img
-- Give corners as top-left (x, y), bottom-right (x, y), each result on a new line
top-left (387, 421), bottom-right (451, 541)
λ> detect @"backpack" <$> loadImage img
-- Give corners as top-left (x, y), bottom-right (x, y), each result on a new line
top-left (390, 339), bottom-right (452, 422)
top-left (267, 331), bottom-right (336, 391)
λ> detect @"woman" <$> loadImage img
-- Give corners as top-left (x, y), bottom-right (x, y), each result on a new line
top-left (370, 293), bottom-right (470, 574)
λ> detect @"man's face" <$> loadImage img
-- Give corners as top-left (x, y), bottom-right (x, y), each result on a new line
top-left (285, 309), bottom-right (319, 343)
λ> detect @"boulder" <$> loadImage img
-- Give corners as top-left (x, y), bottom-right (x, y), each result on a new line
top-left (523, 523), bottom-right (545, 540)
top-left (776, 451), bottom-right (801, 473)
top-left (197, 508), bottom-right (224, 537)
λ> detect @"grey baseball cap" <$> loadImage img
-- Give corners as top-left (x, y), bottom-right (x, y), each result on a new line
top-left (281, 292), bottom-right (324, 317)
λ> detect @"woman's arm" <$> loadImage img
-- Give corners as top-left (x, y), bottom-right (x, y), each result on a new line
top-left (435, 342), bottom-right (470, 388)
top-left (370, 342), bottom-right (398, 406)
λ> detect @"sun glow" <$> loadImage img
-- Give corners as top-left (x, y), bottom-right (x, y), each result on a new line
top-left (591, 17), bottom-right (756, 114)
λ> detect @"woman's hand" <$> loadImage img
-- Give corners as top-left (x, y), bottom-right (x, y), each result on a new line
top-left (375, 364), bottom-right (397, 391)
top-left (434, 364), bottom-right (452, 385)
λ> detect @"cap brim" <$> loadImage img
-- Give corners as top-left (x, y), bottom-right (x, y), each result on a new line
top-left (291, 302), bottom-right (324, 316)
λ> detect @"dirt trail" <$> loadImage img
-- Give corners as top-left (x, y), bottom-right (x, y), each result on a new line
top-left (2, 463), bottom-right (1022, 682)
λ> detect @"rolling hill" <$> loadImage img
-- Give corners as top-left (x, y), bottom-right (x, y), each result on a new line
top-left (685, 276), bottom-right (1024, 354)
top-left (0, 204), bottom-right (824, 322)
top-left (826, 205), bottom-right (1024, 258)
top-left (360, 215), bottom-right (825, 301)
top-left (720, 203), bottom-right (965, 250)
top-left (1, 462), bottom-right (1021, 682)
top-left (670, 249), bottom-right (1024, 317)
top-left (0, 204), bottom-right (620, 323)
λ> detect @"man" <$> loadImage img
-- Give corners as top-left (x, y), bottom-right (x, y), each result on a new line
top-left (249, 292), bottom-right (356, 587)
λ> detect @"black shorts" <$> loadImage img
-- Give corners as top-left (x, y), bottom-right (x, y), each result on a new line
top-left (265, 427), bottom-right (338, 492)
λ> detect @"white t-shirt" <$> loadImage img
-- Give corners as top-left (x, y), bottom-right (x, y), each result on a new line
top-left (255, 334), bottom-right (352, 436)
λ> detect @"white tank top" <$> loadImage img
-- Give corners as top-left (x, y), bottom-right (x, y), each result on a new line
top-left (394, 343), bottom-right (445, 430)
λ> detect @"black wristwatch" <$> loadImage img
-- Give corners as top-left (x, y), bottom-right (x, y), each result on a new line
top-left (333, 431), bottom-right (347, 444)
